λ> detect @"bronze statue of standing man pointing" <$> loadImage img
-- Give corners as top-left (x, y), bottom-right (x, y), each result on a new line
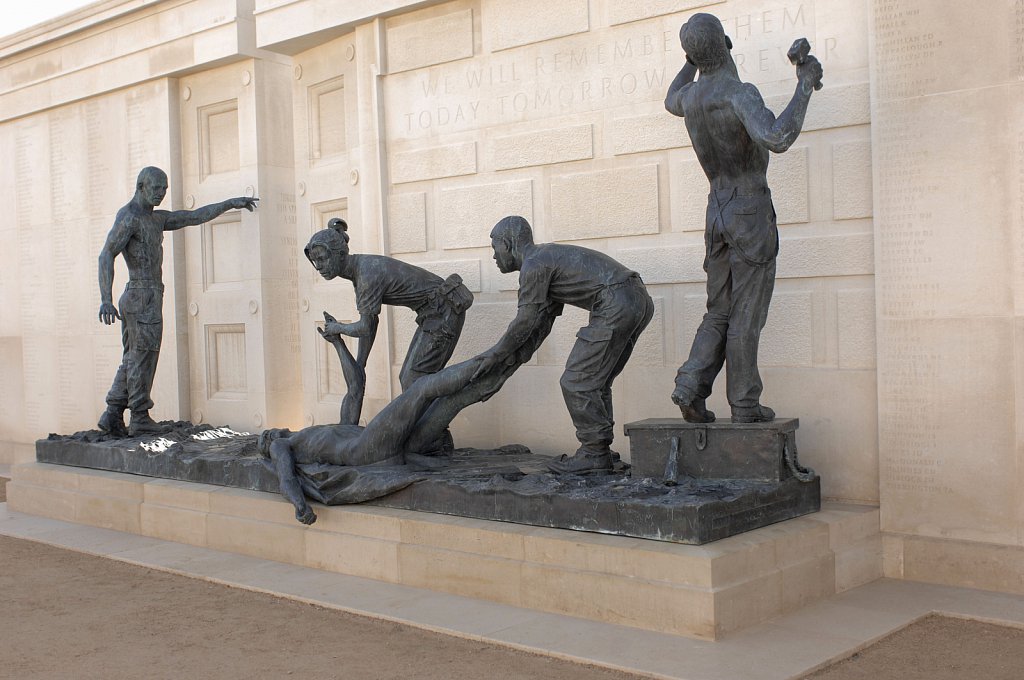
top-left (97, 166), bottom-right (258, 437)
top-left (666, 14), bottom-right (822, 424)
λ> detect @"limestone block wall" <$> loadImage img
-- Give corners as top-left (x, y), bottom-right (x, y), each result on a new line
top-left (0, 79), bottom-right (180, 449)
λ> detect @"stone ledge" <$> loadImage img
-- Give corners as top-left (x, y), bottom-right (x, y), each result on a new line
top-left (883, 532), bottom-right (1024, 597)
top-left (7, 462), bottom-right (880, 640)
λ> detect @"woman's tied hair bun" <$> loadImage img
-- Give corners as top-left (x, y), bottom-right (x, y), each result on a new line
top-left (327, 217), bottom-right (350, 243)
top-left (305, 217), bottom-right (350, 259)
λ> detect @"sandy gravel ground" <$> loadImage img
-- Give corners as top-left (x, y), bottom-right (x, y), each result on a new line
top-left (0, 528), bottom-right (643, 680)
top-left (803, 614), bottom-right (1024, 679)
top-left (4, 475), bottom-right (1023, 680)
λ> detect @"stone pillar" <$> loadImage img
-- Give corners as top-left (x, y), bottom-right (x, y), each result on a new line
top-left (178, 58), bottom-right (301, 432)
top-left (289, 24), bottom-right (395, 428)
top-left (871, 0), bottom-right (1024, 589)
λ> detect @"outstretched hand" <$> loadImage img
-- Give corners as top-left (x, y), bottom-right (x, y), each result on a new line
top-left (98, 302), bottom-right (120, 325)
top-left (230, 196), bottom-right (259, 212)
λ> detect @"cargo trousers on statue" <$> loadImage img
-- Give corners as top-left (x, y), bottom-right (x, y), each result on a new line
top-left (401, 273), bottom-right (474, 390)
top-left (674, 187), bottom-right (777, 419)
top-left (560, 275), bottom-right (654, 461)
top-left (101, 281), bottom-right (166, 436)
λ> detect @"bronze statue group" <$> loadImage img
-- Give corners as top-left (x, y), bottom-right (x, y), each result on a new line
top-left (94, 14), bottom-right (823, 524)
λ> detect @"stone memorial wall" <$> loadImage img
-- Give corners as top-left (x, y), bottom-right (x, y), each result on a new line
top-left (871, 0), bottom-right (1024, 588)
top-left (363, 0), bottom-right (877, 505)
top-left (0, 81), bottom-right (180, 449)
top-left (0, 0), bottom-right (1020, 594)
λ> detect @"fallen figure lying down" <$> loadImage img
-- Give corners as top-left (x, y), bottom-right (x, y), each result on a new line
top-left (259, 310), bottom-right (558, 524)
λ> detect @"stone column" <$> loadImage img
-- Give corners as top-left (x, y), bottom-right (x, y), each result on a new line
top-left (178, 58), bottom-right (301, 432)
top-left (871, 0), bottom-right (1024, 589)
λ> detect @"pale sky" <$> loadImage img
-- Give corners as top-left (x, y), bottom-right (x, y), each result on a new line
top-left (1, 1), bottom-right (96, 39)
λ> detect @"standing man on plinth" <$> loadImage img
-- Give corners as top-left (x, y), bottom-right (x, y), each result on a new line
top-left (475, 216), bottom-right (654, 474)
top-left (97, 166), bottom-right (258, 436)
top-left (666, 14), bottom-right (822, 424)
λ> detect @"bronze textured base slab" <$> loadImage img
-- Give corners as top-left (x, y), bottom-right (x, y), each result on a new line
top-left (37, 422), bottom-right (819, 544)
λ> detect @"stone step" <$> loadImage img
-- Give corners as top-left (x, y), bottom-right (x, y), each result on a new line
top-left (7, 462), bottom-right (881, 640)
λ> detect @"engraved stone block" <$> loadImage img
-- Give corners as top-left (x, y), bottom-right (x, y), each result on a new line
top-left (877, 318), bottom-right (1016, 545)
top-left (765, 84), bottom-right (870, 133)
top-left (439, 180), bottom-right (533, 249)
top-left (484, 0), bottom-right (588, 52)
top-left (0, 338), bottom-right (26, 444)
top-left (550, 164), bottom-right (660, 241)
top-left (759, 291), bottom-right (813, 367)
top-left (392, 142), bottom-right (477, 184)
top-left (612, 113), bottom-right (690, 156)
top-left (205, 324), bottom-right (247, 399)
top-left (777, 234), bottom-right (874, 279)
top-left (307, 76), bottom-right (346, 160)
top-left (492, 124), bottom-right (593, 170)
top-left (872, 1), bottom-right (1011, 101)
top-left (387, 8), bottom-right (474, 74)
top-left (199, 100), bottom-right (239, 179)
top-left (616, 244), bottom-right (705, 285)
top-left (671, 159), bottom-right (711, 232)
top-left (415, 258), bottom-right (483, 292)
top-left (768, 146), bottom-right (808, 225)
top-left (832, 140), bottom-right (873, 220)
top-left (388, 192), bottom-right (427, 254)
top-left (608, 0), bottom-right (715, 26)
top-left (202, 212), bottom-right (244, 288)
top-left (837, 288), bottom-right (876, 369)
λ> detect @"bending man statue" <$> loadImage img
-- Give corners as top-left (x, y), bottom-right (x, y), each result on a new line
top-left (98, 166), bottom-right (258, 436)
top-left (666, 14), bottom-right (822, 423)
top-left (474, 216), bottom-right (654, 474)
top-left (304, 217), bottom-right (473, 427)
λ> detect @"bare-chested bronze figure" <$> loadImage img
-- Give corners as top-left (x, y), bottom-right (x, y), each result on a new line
top-left (97, 167), bottom-right (258, 436)
top-left (665, 15), bottom-right (822, 423)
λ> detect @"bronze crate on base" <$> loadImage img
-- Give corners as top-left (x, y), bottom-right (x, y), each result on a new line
top-left (624, 418), bottom-right (801, 483)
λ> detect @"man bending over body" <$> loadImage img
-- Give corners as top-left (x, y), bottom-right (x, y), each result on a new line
top-left (474, 216), bottom-right (654, 475)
